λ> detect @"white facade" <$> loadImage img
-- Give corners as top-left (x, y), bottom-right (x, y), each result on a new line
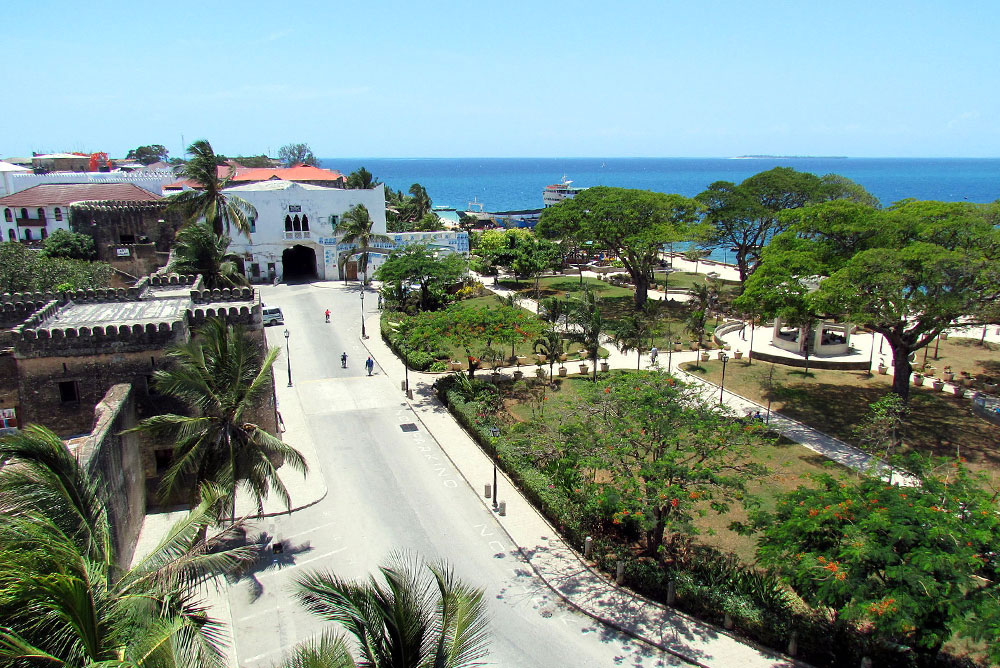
top-left (8, 170), bottom-right (174, 196)
top-left (0, 162), bottom-right (31, 198)
top-left (1, 203), bottom-right (71, 242)
top-left (225, 180), bottom-right (388, 282)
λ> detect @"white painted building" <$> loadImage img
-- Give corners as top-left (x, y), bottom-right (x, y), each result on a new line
top-left (0, 161), bottom-right (31, 198)
top-left (8, 170), bottom-right (174, 196)
top-left (225, 180), bottom-right (388, 282)
top-left (224, 180), bottom-right (470, 283)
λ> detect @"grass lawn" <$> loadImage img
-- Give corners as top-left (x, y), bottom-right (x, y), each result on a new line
top-left (908, 335), bottom-right (1000, 380)
top-left (498, 275), bottom-right (633, 300)
top-left (504, 374), bottom-right (845, 562)
top-left (681, 355), bottom-right (1000, 486)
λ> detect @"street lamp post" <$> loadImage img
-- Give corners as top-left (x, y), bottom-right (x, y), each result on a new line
top-left (284, 329), bottom-right (292, 387)
top-left (719, 352), bottom-right (729, 406)
top-left (360, 288), bottom-right (367, 339)
top-left (488, 426), bottom-right (500, 510)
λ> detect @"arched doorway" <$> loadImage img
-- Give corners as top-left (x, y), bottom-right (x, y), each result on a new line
top-left (281, 245), bottom-right (317, 281)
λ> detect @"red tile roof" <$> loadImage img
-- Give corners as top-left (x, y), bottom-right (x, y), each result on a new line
top-left (0, 183), bottom-right (163, 207)
top-left (231, 164), bottom-right (344, 182)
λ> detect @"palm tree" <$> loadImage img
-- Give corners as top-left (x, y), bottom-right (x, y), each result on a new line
top-left (346, 166), bottom-right (381, 189)
top-left (613, 313), bottom-right (650, 370)
top-left (335, 204), bottom-right (391, 284)
top-left (533, 328), bottom-right (565, 380)
top-left (569, 288), bottom-right (605, 382)
top-left (407, 183), bottom-right (432, 220)
top-left (132, 318), bottom-right (307, 519)
top-left (168, 139), bottom-right (257, 239)
top-left (539, 296), bottom-right (569, 332)
top-left (285, 552), bottom-right (490, 668)
top-left (169, 218), bottom-right (248, 289)
top-left (0, 425), bottom-right (254, 667)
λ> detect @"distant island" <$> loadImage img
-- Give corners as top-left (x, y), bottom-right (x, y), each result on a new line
top-left (731, 155), bottom-right (848, 159)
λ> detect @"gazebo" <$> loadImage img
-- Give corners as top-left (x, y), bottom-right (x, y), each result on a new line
top-left (771, 317), bottom-right (854, 357)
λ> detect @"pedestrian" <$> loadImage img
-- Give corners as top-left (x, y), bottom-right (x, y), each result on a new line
top-left (325, 308), bottom-right (330, 323)
top-left (341, 352), bottom-right (348, 368)
top-left (650, 346), bottom-right (658, 364)
top-left (365, 356), bottom-right (374, 376)
top-left (753, 410), bottom-right (763, 422)
top-left (377, 294), bottom-right (383, 310)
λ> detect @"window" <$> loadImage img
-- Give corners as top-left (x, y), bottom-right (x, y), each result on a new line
top-left (284, 215), bottom-right (292, 231)
top-left (58, 381), bottom-right (79, 403)
top-left (249, 219), bottom-right (255, 233)
top-left (54, 208), bottom-right (62, 221)
top-left (7, 230), bottom-right (14, 241)
top-left (329, 214), bottom-right (338, 228)
top-left (37, 207), bottom-right (44, 219)
top-left (3, 209), bottom-right (10, 222)
top-left (40, 228), bottom-right (47, 239)
top-left (301, 214), bottom-right (309, 231)
top-left (23, 229), bottom-right (32, 241)
top-left (292, 215), bottom-right (301, 231)
top-left (20, 208), bottom-right (27, 219)
top-left (154, 449), bottom-right (172, 474)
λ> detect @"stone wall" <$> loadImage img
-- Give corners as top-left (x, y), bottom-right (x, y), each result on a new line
top-left (69, 384), bottom-right (146, 568)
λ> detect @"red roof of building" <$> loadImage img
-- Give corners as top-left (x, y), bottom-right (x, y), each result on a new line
top-left (0, 183), bottom-right (163, 207)
top-left (230, 164), bottom-right (344, 182)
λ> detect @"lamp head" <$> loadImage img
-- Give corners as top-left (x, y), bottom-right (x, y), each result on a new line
top-left (284, 329), bottom-right (290, 339)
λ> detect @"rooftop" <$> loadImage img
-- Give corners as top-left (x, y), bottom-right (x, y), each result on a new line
top-left (0, 183), bottom-right (162, 207)
top-left (231, 164), bottom-right (344, 182)
top-left (43, 299), bottom-right (189, 329)
top-left (223, 179), bottom-right (339, 192)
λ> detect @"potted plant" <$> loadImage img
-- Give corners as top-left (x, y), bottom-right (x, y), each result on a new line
top-left (559, 352), bottom-right (568, 362)
top-left (717, 350), bottom-right (726, 360)
top-left (579, 362), bottom-right (590, 375)
top-left (942, 366), bottom-right (954, 382)
top-left (877, 360), bottom-right (888, 375)
top-left (513, 369), bottom-right (524, 380)
top-left (932, 378), bottom-right (945, 391)
top-left (673, 342), bottom-right (682, 352)
top-left (734, 350), bottom-right (743, 360)
top-left (516, 355), bottom-right (528, 366)
top-left (700, 351), bottom-right (710, 362)
top-left (451, 360), bottom-right (463, 371)
top-left (960, 371), bottom-right (973, 387)
top-left (913, 372), bottom-right (925, 386)
top-left (537, 353), bottom-right (547, 363)
top-left (600, 360), bottom-right (610, 372)
top-left (690, 341), bottom-right (700, 351)
top-left (923, 366), bottom-right (936, 377)
top-left (558, 365), bottom-right (568, 377)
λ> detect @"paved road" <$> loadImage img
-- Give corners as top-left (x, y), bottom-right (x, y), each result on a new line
top-left (226, 281), bottom-right (688, 668)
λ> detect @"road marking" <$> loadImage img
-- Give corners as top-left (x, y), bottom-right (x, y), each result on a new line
top-left (252, 546), bottom-right (348, 581)
top-left (273, 520), bottom-right (341, 540)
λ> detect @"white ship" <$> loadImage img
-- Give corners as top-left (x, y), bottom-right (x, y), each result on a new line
top-left (543, 176), bottom-right (587, 207)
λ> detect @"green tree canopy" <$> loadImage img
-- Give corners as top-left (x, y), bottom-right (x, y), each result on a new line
top-left (696, 167), bottom-right (873, 283)
top-left (346, 166), bottom-right (381, 189)
top-left (0, 241), bottom-right (111, 293)
top-left (537, 187), bottom-right (701, 307)
top-left (335, 203), bottom-right (391, 284)
top-left (40, 229), bottom-right (96, 260)
top-left (168, 218), bottom-right (248, 289)
top-left (735, 199), bottom-right (1000, 400)
top-left (745, 460), bottom-right (1000, 662)
top-left (374, 244), bottom-right (468, 311)
top-left (278, 142), bottom-right (318, 167)
top-left (125, 144), bottom-right (169, 165)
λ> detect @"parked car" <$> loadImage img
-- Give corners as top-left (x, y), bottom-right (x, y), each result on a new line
top-left (262, 306), bottom-right (284, 326)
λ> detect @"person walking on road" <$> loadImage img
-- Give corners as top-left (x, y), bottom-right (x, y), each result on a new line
top-left (650, 346), bottom-right (658, 364)
top-left (365, 356), bottom-right (374, 376)
top-left (341, 352), bottom-right (348, 368)
top-left (325, 309), bottom-right (330, 323)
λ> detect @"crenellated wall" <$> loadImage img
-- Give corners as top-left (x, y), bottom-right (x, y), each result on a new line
top-left (189, 286), bottom-right (256, 303)
top-left (14, 320), bottom-right (189, 358)
top-left (148, 273), bottom-right (202, 289)
top-left (187, 302), bottom-right (261, 328)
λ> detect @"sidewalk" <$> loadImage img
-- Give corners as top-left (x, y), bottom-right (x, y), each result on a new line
top-left (359, 301), bottom-right (804, 668)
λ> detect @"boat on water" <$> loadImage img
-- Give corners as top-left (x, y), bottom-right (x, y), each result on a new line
top-left (432, 204), bottom-right (455, 211)
top-left (543, 176), bottom-right (587, 207)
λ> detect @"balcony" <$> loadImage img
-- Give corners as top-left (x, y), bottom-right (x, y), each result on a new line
top-left (16, 216), bottom-right (47, 227)
top-left (283, 230), bottom-right (311, 240)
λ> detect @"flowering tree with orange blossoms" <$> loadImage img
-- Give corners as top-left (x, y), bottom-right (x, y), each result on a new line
top-left (566, 372), bottom-right (769, 559)
top-left (744, 461), bottom-right (1000, 662)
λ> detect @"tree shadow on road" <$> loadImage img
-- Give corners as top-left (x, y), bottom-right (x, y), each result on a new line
top-left (224, 529), bottom-right (315, 602)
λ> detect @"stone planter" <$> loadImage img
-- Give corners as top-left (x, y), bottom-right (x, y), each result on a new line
top-left (558, 366), bottom-right (568, 377)
top-left (932, 380), bottom-right (945, 391)
top-left (913, 374), bottom-right (925, 386)
top-left (450, 360), bottom-right (463, 371)
top-left (600, 361), bottom-right (610, 372)
top-left (941, 331), bottom-right (949, 340)
top-left (877, 364), bottom-right (888, 375)
top-left (516, 356), bottom-right (528, 366)
top-left (717, 350), bottom-right (726, 360)
top-left (559, 353), bottom-right (568, 362)
top-left (491, 371), bottom-right (502, 383)
top-left (579, 364), bottom-right (590, 375)
top-left (700, 352), bottom-right (710, 362)
top-left (986, 383), bottom-right (998, 393)
top-left (537, 353), bottom-right (547, 363)
top-left (942, 371), bottom-right (954, 382)
top-left (734, 351), bottom-right (743, 360)
top-left (512, 370), bottom-right (524, 380)
top-left (673, 343), bottom-right (682, 352)
top-left (961, 376), bottom-right (973, 387)
top-left (690, 342), bottom-right (700, 351)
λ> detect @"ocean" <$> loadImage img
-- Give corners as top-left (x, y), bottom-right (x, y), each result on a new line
top-left (320, 157), bottom-right (1000, 262)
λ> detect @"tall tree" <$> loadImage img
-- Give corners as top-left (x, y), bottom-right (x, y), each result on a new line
top-left (537, 187), bottom-right (701, 307)
top-left (612, 313), bottom-right (651, 370)
top-left (0, 425), bottom-right (254, 667)
top-left (374, 244), bottom-right (468, 312)
top-left (168, 219), bottom-right (248, 289)
top-left (696, 167), bottom-right (867, 283)
top-left (289, 552), bottom-right (490, 668)
top-left (407, 183), bottom-right (432, 220)
top-left (568, 287), bottom-right (606, 381)
top-left (132, 318), bottom-right (307, 518)
top-left (126, 144), bottom-right (169, 165)
top-left (736, 199), bottom-right (1000, 400)
top-left (40, 229), bottom-right (96, 260)
top-left (346, 166), bottom-right (381, 189)
top-left (278, 143), bottom-right (318, 167)
top-left (335, 204), bottom-right (391, 284)
top-left (168, 140), bottom-right (257, 238)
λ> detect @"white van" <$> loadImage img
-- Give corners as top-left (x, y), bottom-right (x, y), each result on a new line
top-left (262, 306), bottom-right (284, 326)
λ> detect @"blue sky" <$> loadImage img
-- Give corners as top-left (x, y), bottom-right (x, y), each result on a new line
top-left (3, 1), bottom-right (998, 158)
